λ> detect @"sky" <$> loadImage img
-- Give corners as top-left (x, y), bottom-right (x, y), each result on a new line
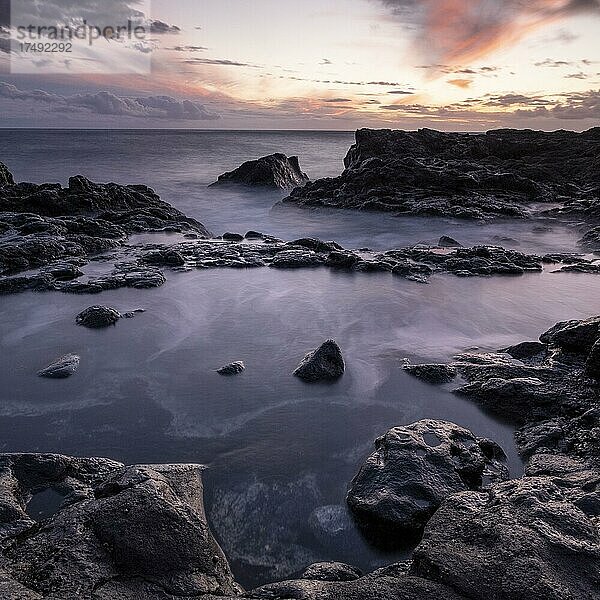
top-left (0, 0), bottom-right (599, 130)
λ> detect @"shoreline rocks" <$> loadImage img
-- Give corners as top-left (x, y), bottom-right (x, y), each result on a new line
top-left (281, 127), bottom-right (600, 222)
top-left (293, 340), bottom-right (345, 382)
top-left (210, 154), bottom-right (309, 189)
top-left (217, 361), bottom-right (246, 376)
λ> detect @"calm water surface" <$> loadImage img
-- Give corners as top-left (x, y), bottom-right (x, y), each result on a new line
top-left (0, 130), bottom-right (595, 586)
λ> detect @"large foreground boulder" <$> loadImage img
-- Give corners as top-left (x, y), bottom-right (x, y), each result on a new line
top-left (0, 453), bottom-right (241, 599)
top-left (347, 420), bottom-right (508, 538)
top-left (293, 340), bottom-right (345, 382)
top-left (210, 154), bottom-right (309, 189)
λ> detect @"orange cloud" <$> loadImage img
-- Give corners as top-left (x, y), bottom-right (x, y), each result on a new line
top-left (448, 78), bottom-right (473, 88)
top-left (381, 0), bottom-right (600, 65)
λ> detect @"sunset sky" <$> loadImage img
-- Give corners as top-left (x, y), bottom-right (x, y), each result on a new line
top-left (0, 0), bottom-right (599, 129)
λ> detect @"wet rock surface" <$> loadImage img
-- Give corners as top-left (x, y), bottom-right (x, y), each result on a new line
top-left (75, 305), bottom-right (122, 328)
top-left (0, 454), bottom-right (241, 599)
top-left (37, 353), bottom-right (80, 379)
top-left (293, 340), bottom-right (345, 382)
top-left (210, 153), bottom-right (309, 189)
top-left (282, 127), bottom-right (600, 221)
top-left (347, 420), bottom-right (509, 536)
top-left (217, 361), bottom-right (246, 376)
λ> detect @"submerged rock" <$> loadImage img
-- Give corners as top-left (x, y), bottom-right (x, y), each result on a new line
top-left (402, 363), bottom-right (457, 384)
top-left (210, 154), bottom-right (309, 189)
top-left (0, 454), bottom-right (241, 599)
top-left (293, 340), bottom-right (345, 382)
top-left (75, 305), bottom-right (122, 328)
top-left (37, 353), bottom-right (80, 378)
top-left (347, 420), bottom-right (508, 537)
top-left (217, 361), bottom-right (246, 376)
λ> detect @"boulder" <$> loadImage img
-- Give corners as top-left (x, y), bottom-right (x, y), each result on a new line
top-left (210, 154), bottom-right (309, 189)
top-left (585, 339), bottom-right (600, 378)
top-left (412, 477), bottom-right (600, 600)
top-left (402, 363), bottom-right (457, 384)
top-left (347, 420), bottom-right (509, 537)
top-left (75, 305), bottom-right (122, 328)
top-left (502, 341), bottom-right (548, 362)
top-left (217, 361), bottom-right (246, 376)
top-left (270, 250), bottom-right (326, 269)
top-left (37, 354), bottom-right (80, 379)
top-left (0, 453), bottom-right (241, 599)
top-left (293, 340), bottom-right (345, 382)
top-left (141, 248), bottom-right (186, 267)
top-left (222, 232), bottom-right (245, 242)
top-left (539, 316), bottom-right (600, 353)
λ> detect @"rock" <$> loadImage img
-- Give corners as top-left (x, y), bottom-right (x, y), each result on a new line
top-left (438, 236), bottom-right (462, 248)
top-left (37, 354), bottom-right (80, 378)
top-left (579, 226), bottom-right (600, 252)
top-left (281, 128), bottom-right (600, 220)
top-left (222, 232), bottom-right (244, 242)
top-left (217, 361), bottom-right (246, 376)
top-left (270, 249), bottom-right (326, 269)
top-left (325, 250), bottom-right (360, 269)
top-left (300, 562), bottom-right (362, 582)
top-left (502, 341), bottom-right (548, 362)
top-left (585, 339), bottom-right (600, 378)
top-left (307, 504), bottom-right (354, 548)
top-left (210, 154), bottom-right (309, 189)
top-left (347, 420), bottom-right (509, 537)
top-left (141, 248), bottom-right (185, 267)
top-left (0, 454), bottom-right (241, 598)
top-left (245, 230), bottom-right (264, 239)
top-left (402, 363), bottom-right (457, 384)
top-left (0, 162), bottom-right (14, 186)
top-left (75, 305), bottom-right (122, 328)
top-left (411, 477), bottom-right (600, 600)
top-left (539, 316), bottom-right (600, 353)
top-left (293, 340), bottom-right (345, 382)
top-left (288, 238), bottom-right (343, 253)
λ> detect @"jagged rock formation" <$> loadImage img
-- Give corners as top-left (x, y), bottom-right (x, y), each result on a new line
top-left (282, 127), bottom-right (600, 220)
top-left (0, 167), bottom-right (209, 278)
top-left (210, 154), bottom-right (309, 189)
top-left (0, 454), bottom-right (241, 599)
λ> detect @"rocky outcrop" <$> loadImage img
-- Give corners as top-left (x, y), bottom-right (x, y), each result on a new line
top-left (0, 453), bottom-right (241, 599)
top-left (347, 420), bottom-right (508, 537)
top-left (0, 162), bottom-right (14, 187)
top-left (210, 154), bottom-right (309, 189)
top-left (217, 361), bottom-right (246, 376)
top-left (282, 127), bottom-right (600, 220)
top-left (0, 173), bottom-right (209, 277)
top-left (293, 340), bottom-right (345, 382)
top-left (37, 353), bottom-right (80, 378)
top-left (76, 305), bottom-right (122, 328)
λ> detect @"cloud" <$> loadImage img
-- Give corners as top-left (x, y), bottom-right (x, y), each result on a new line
top-left (150, 20), bottom-right (181, 34)
top-left (168, 45), bottom-right (208, 52)
top-left (320, 58), bottom-right (332, 65)
top-left (376, 0), bottom-right (600, 65)
top-left (0, 82), bottom-right (219, 120)
top-left (323, 98), bottom-right (353, 102)
top-left (448, 78), bottom-right (473, 88)
top-left (388, 89), bottom-right (415, 94)
top-left (183, 57), bottom-right (260, 68)
top-left (535, 59), bottom-right (574, 67)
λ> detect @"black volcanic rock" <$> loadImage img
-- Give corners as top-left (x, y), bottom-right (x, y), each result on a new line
top-left (281, 128), bottom-right (600, 220)
top-left (0, 454), bottom-right (241, 598)
top-left (76, 305), bottom-right (122, 328)
top-left (37, 353), bottom-right (80, 378)
top-left (300, 562), bottom-right (362, 582)
top-left (217, 361), bottom-right (246, 376)
top-left (293, 340), bottom-right (345, 382)
top-left (0, 162), bottom-right (14, 186)
top-left (347, 420), bottom-right (508, 537)
top-left (210, 153), bottom-right (309, 189)
top-left (438, 236), bottom-right (462, 247)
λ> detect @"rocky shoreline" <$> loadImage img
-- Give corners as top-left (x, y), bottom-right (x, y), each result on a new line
top-left (1, 130), bottom-right (599, 598)
top-left (0, 314), bottom-right (598, 599)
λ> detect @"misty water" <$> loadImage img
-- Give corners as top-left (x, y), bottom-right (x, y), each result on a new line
top-left (0, 130), bottom-right (597, 586)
